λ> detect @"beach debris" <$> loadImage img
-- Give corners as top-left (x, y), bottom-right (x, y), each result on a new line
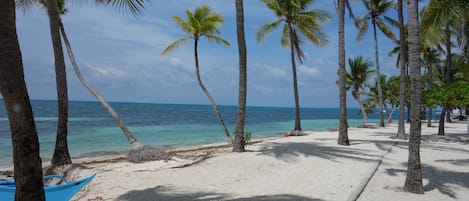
top-left (127, 146), bottom-right (172, 163)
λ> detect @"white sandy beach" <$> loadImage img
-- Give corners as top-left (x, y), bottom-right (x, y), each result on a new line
top-left (7, 122), bottom-right (468, 201)
top-left (63, 121), bottom-right (469, 201)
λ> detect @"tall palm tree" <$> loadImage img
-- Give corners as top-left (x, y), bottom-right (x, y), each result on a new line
top-left (396, 0), bottom-right (407, 139)
top-left (44, 0), bottom-right (71, 166)
top-left (233, 0), bottom-right (247, 152)
top-left (404, 0), bottom-right (424, 194)
top-left (355, 0), bottom-right (397, 127)
top-left (0, 0), bottom-right (45, 199)
top-left (162, 5), bottom-right (232, 144)
top-left (257, 0), bottom-right (331, 135)
top-left (336, 0), bottom-right (355, 145)
top-left (346, 56), bottom-right (375, 126)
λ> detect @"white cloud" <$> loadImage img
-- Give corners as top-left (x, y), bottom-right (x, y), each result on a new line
top-left (299, 65), bottom-right (320, 77)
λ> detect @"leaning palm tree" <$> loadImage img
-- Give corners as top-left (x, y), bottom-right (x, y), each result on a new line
top-left (404, 0), bottom-right (424, 194)
top-left (346, 56), bottom-right (375, 126)
top-left (162, 5), bottom-right (232, 145)
top-left (355, 0), bottom-right (397, 127)
top-left (257, 0), bottom-right (331, 135)
top-left (0, 0), bottom-right (45, 199)
top-left (233, 0), bottom-right (247, 152)
top-left (49, 0), bottom-right (168, 163)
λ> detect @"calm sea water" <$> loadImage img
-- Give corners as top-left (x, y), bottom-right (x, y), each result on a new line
top-left (0, 100), bottom-right (388, 167)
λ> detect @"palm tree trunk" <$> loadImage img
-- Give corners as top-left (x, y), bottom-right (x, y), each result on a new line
top-left (47, 0), bottom-right (72, 166)
top-left (289, 28), bottom-right (302, 133)
top-left (397, 0), bottom-right (407, 139)
top-left (193, 39), bottom-right (232, 144)
top-left (427, 57), bottom-right (433, 127)
top-left (372, 17), bottom-right (385, 127)
top-left (0, 1), bottom-right (45, 199)
top-left (438, 107), bottom-right (446, 135)
top-left (233, 0), bottom-right (247, 152)
top-left (337, 0), bottom-right (349, 145)
top-left (356, 94), bottom-right (368, 126)
top-left (388, 106), bottom-right (396, 123)
top-left (59, 22), bottom-right (143, 150)
top-left (404, 0), bottom-right (424, 193)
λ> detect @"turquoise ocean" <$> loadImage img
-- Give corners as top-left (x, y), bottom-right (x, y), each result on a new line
top-left (0, 100), bottom-right (389, 167)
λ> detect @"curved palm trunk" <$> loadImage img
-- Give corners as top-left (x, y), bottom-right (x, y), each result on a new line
top-left (0, 1), bottom-right (45, 199)
top-left (397, 0), bottom-right (407, 139)
top-left (355, 92), bottom-right (368, 126)
top-left (372, 17), bottom-right (386, 127)
top-left (59, 23), bottom-right (143, 150)
top-left (47, 0), bottom-right (72, 166)
top-left (194, 39), bottom-right (232, 144)
top-left (337, 0), bottom-right (349, 145)
top-left (427, 58), bottom-right (433, 127)
top-left (289, 29), bottom-right (302, 133)
top-left (404, 0), bottom-right (424, 193)
top-left (233, 0), bottom-right (247, 152)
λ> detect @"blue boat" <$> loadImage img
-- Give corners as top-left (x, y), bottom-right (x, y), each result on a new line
top-left (0, 173), bottom-right (96, 201)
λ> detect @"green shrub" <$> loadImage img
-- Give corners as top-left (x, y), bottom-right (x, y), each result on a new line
top-left (231, 131), bottom-right (252, 145)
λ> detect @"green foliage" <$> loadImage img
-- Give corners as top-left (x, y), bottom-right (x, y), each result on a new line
top-left (257, 0), bottom-right (332, 63)
top-left (423, 81), bottom-right (469, 107)
top-left (162, 5), bottom-right (230, 55)
top-left (231, 131), bottom-right (252, 145)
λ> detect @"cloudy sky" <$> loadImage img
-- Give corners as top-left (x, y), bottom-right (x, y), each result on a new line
top-left (16, 0), bottom-right (403, 108)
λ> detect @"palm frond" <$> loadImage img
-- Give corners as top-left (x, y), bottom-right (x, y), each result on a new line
top-left (172, 16), bottom-right (194, 34)
top-left (256, 20), bottom-right (283, 43)
top-left (355, 15), bottom-right (369, 42)
top-left (281, 23), bottom-right (290, 47)
top-left (204, 34), bottom-right (231, 46)
top-left (96, 0), bottom-right (146, 16)
top-left (376, 18), bottom-right (397, 42)
top-left (161, 36), bottom-right (191, 55)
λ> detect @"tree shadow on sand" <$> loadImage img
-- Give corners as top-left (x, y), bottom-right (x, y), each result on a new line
top-left (116, 185), bottom-right (323, 201)
top-left (385, 164), bottom-right (469, 199)
top-left (257, 142), bottom-right (381, 163)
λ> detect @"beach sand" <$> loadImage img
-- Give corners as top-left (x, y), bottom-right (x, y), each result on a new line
top-left (8, 122), bottom-right (468, 201)
top-left (66, 121), bottom-right (468, 201)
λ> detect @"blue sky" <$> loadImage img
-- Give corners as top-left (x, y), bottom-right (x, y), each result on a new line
top-left (16, 0), bottom-right (405, 108)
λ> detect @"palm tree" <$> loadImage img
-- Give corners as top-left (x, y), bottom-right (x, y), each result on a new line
top-left (162, 5), bottom-right (232, 144)
top-left (396, 0), bottom-right (407, 139)
top-left (44, 0), bottom-right (71, 166)
top-left (355, 0), bottom-right (397, 127)
top-left (404, 0), bottom-right (424, 194)
top-left (257, 0), bottom-right (331, 135)
top-left (336, 0), bottom-right (355, 145)
top-left (346, 56), bottom-right (375, 126)
top-left (0, 0), bottom-right (45, 199)
top-left (233, 0), bottom-right (247, 152)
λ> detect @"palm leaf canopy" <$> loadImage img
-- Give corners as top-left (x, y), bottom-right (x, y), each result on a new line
top-left (257, 0), bottom-right (331, 62)
top-left (15, 0), bottom-right (146, 15)
top-left (162, 5), bottom-right (230, 55)
top-left (355, 0), bottom-right (397, 42)
top-left (347, 56), bottom-right (375, 94)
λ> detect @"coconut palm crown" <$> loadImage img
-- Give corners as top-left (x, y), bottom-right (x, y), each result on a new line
top-left (162, 5), bottom-right (230, 54)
